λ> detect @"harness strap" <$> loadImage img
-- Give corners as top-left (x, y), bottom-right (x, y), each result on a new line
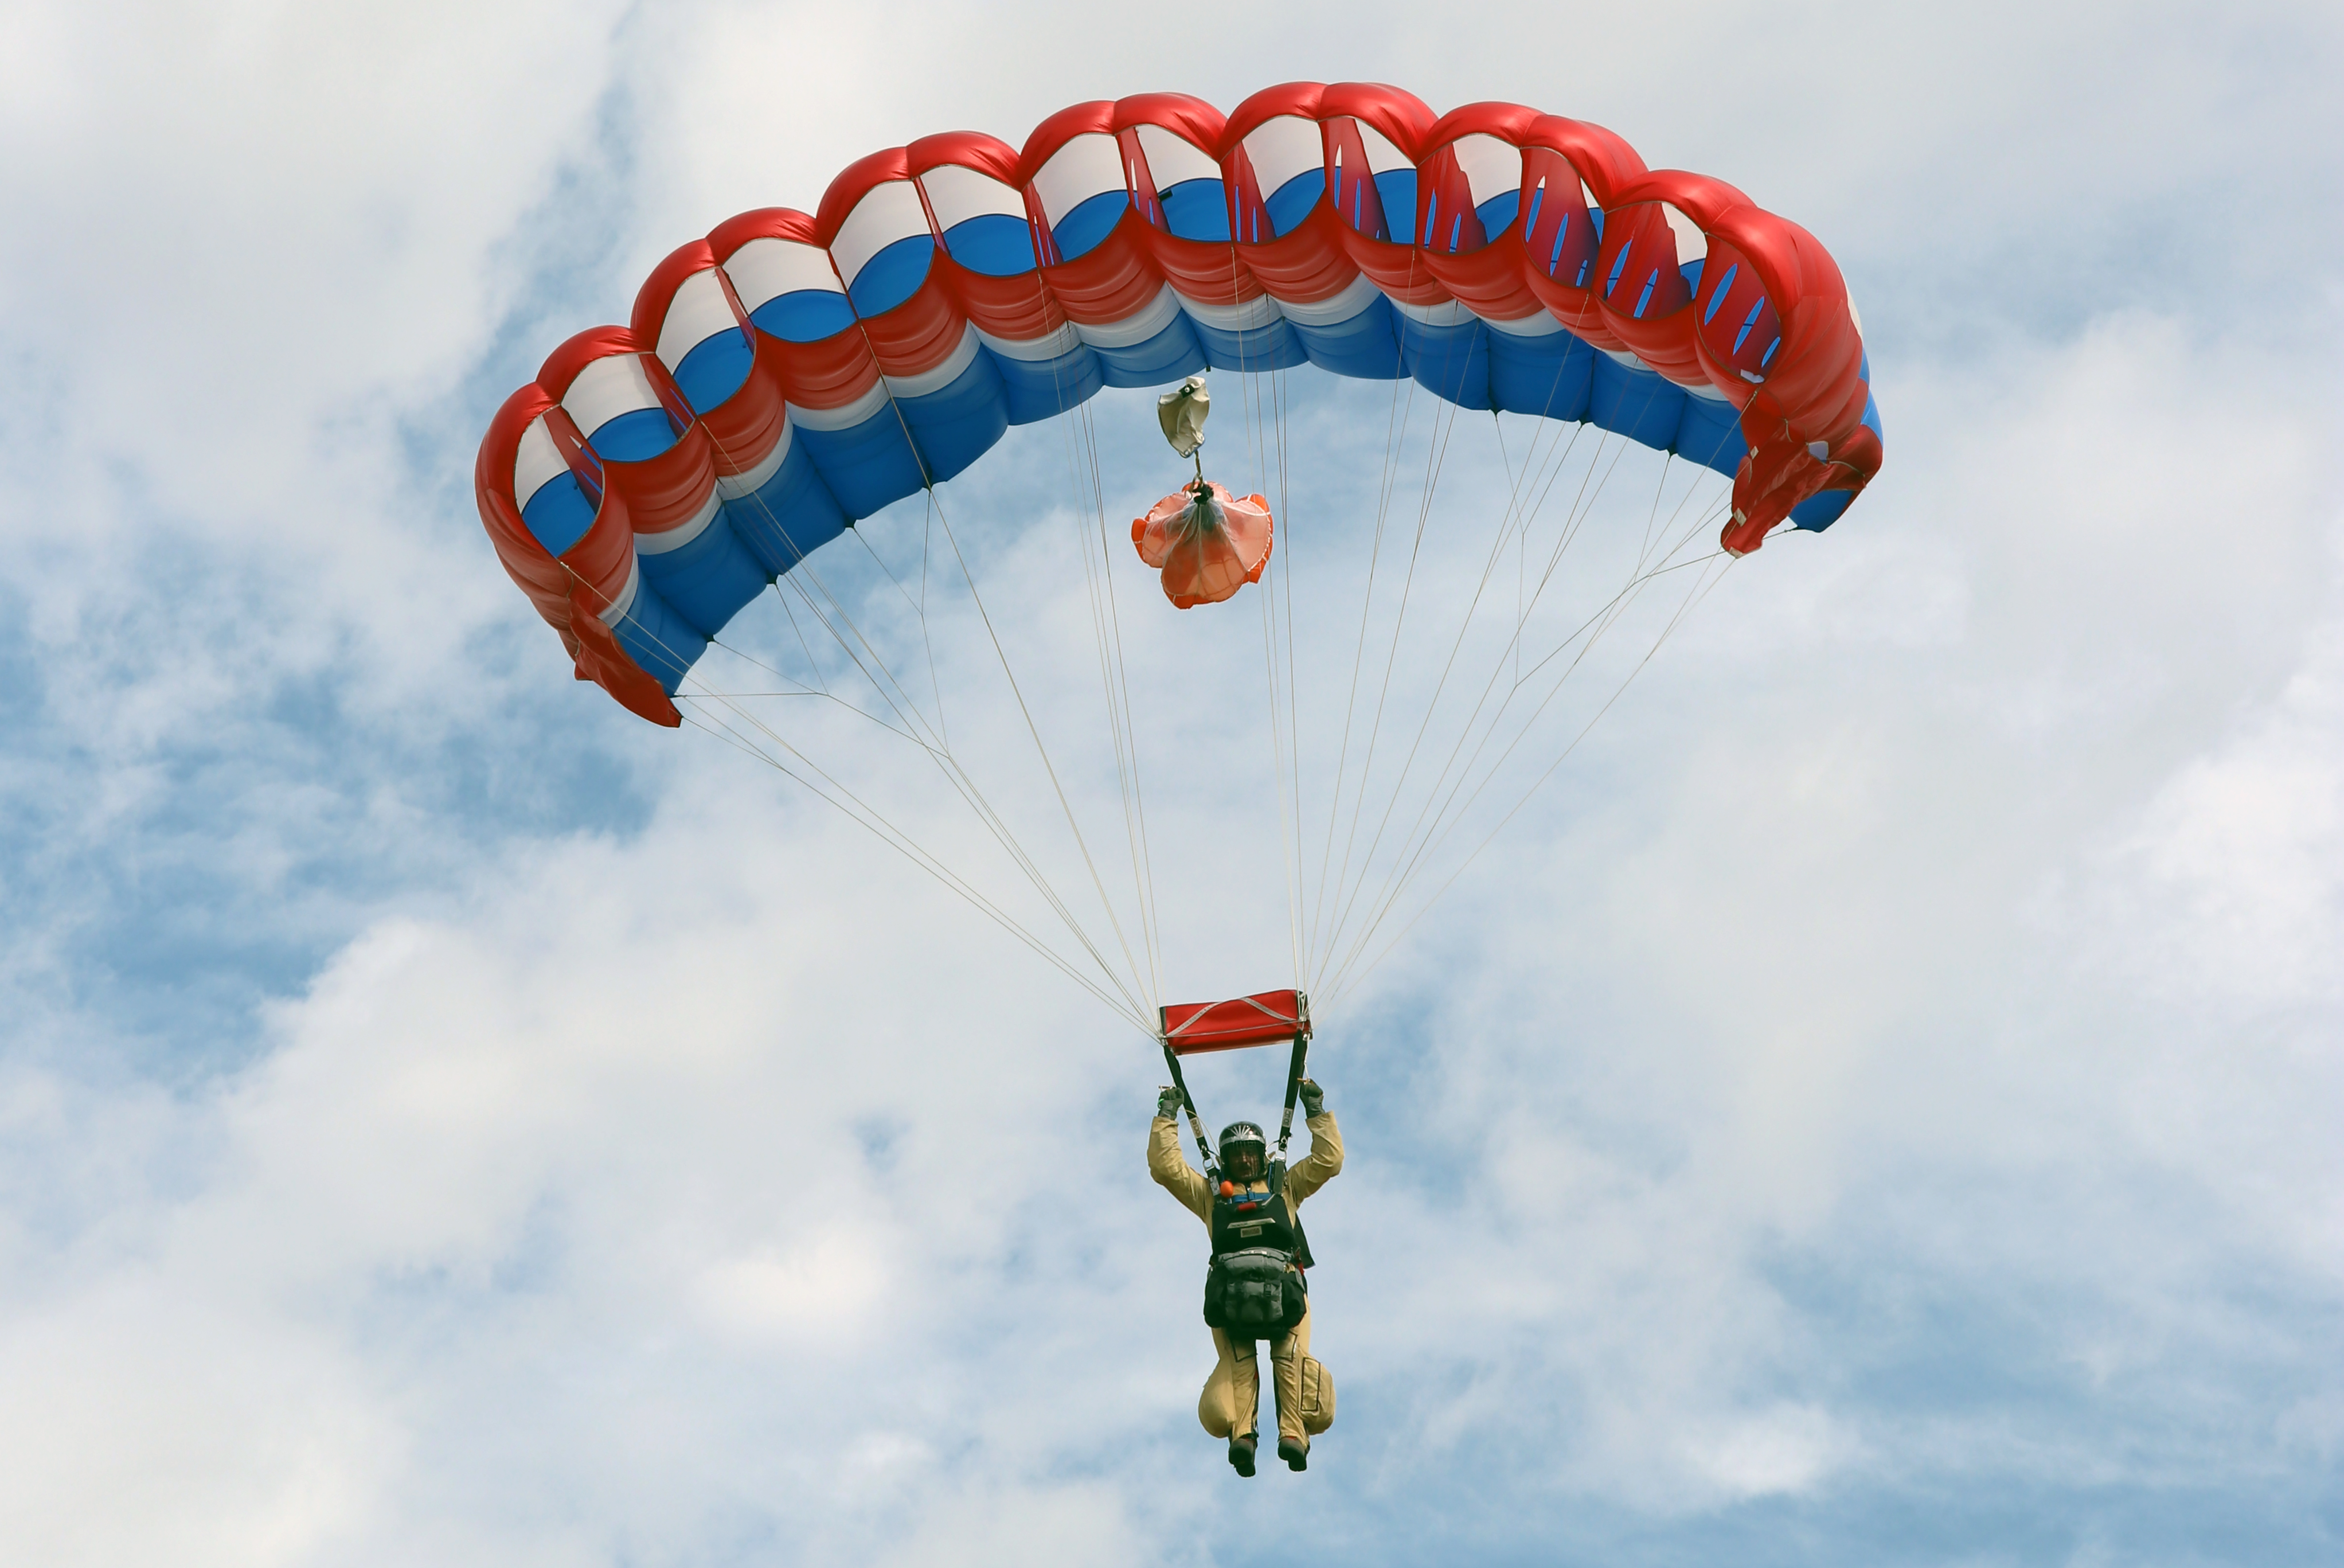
top-left (1160, 1038), bottom-right (1220, 1182)
top-left (1275, 1032), bottom-right (1309, 1160)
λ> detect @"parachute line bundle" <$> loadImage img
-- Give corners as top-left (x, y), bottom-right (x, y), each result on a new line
top-left (475, 82), bottom-right (1882, 728)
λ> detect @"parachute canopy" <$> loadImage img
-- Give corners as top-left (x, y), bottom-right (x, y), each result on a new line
top-left (475, 82), bottom-right (1881, 728)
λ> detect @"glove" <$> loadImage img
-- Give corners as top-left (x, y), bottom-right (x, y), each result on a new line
top-left (1156, 1085), bottom-right (1182, 1119)
top-left (1297, 1078), bottom-right (1325, 1116)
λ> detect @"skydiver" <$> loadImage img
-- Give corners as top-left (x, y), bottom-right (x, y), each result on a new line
top-left (1150, 1078), bottom-right (1342, 1476)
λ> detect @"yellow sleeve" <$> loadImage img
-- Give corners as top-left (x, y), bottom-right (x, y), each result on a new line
top-left (1149, 1115), bottom-right (1213, 1224)
top-left (1285, 1111), bottom-right (1343, 1206)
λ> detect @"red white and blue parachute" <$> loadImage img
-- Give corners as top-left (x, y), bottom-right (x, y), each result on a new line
top-left (476, 83), bottom-right (1881, 727)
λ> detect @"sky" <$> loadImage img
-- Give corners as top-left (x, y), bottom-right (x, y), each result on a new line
top-left (1, 2), bottom-right (2340, 1564)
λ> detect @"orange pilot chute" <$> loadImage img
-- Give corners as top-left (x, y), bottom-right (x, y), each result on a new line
top-left (1132, 480), bottom-right (1274, 608)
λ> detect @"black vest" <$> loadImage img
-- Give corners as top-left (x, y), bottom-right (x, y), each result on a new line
top-left (1211, 1182), bottom-right (1298, 1257)
top-left (1208, 1159), bottom-right (1315, 1266)
top-left (1202, 1162), bottom-right (1314, 1338)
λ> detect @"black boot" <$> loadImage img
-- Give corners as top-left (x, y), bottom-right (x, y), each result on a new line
top-left (1227, 1432), bottom-right (1257, 1476)
top-left (1278, 1434), bottom-right (1309, 1471)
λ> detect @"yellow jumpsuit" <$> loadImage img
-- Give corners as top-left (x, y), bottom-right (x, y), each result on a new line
top-left (1149, 1111), bottom-right (1343, 1445)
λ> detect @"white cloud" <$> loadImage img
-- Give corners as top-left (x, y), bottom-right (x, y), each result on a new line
top-left (2112, 613), bottom-right (2344, 1008)
top-left (1, 1), bottom-right (2341, 1562)
top-left (696, 1233), bottom-right (895, 1344)
top-left (1676, 1404), bottom-right (1855, 1499)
